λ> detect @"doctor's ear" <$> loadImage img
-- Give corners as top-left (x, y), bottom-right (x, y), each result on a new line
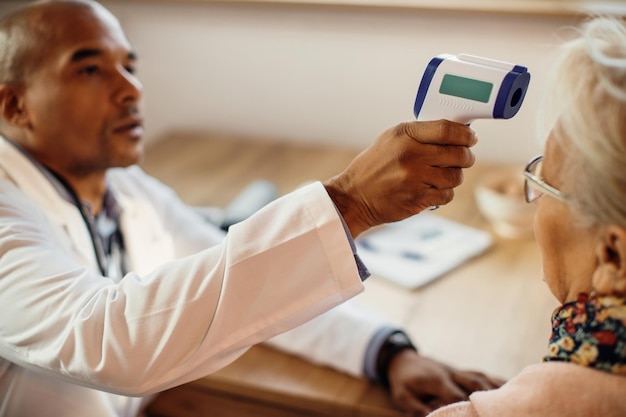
top-left (0, 84), bottom-right (30, 128)
top-left (592, 225), bottom-right (626, 297)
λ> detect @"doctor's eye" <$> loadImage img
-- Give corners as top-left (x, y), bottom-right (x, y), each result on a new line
top-left (79, 65), bottom-right (100, 76)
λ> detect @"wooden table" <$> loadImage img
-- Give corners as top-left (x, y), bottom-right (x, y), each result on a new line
top-left (140, 132), bottom-right (558, 417)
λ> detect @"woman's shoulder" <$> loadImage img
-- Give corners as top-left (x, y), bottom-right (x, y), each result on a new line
top-left (427, 401), bottom-right (477, 417)
top-left (429, 362), bottom-right (626, 417)
top-left (468, 362), bottom-right (626, 417)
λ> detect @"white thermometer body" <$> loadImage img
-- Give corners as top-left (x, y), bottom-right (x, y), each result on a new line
top-left (413, 54), bottom-right (530, 125)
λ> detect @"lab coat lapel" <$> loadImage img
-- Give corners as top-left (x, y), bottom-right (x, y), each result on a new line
top-left (113, 190), bottom-right (175, 276)
top-left (0, 137), bottom-right (99, 270)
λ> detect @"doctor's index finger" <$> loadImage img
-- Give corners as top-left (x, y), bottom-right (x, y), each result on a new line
top-left (399, 120), bottom-right (478, 147)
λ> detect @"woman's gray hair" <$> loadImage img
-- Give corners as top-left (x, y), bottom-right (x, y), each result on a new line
top-left (543, 17), bottom-right (626, 227)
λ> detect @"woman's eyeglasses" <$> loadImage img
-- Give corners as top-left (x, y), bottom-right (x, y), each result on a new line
top-left (523, 155), bottom-right (567, 203)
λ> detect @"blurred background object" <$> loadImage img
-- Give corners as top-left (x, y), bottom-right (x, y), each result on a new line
top-left (475, 166), bottom-right (536, 239)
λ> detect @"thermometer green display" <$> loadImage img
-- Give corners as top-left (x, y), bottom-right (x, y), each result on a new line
top-left (413, 54), bottom-right (530, 124)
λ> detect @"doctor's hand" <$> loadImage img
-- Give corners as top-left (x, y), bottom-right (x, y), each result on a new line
top-left (323, 120), bottom-right (477, 238)
top-left (387, 350), bottom-right (505, 417)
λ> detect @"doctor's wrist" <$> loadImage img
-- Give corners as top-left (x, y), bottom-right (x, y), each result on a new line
top-left (323, 177), bottom-right (370, 238)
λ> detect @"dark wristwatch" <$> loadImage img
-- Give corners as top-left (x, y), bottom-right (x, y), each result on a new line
top-left (376, 330), bottom-right (417, 389)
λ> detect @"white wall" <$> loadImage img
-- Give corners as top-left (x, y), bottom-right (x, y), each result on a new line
top-left (1, 1), bottom-right (582, 163)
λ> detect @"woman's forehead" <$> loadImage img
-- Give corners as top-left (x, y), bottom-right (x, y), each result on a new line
top-left (543, 130), bottom-right (567, 178)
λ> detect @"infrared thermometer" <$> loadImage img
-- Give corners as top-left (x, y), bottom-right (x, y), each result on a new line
top-left (413, 54), bottom-right (530, 125)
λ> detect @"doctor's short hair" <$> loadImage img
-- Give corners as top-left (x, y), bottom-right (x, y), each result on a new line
top-left (0, 0), bottom-right (100, 85)
top-left (543, 17), bottom-right (626, 227)
top-left (0, 6), bottom-right (32, 85)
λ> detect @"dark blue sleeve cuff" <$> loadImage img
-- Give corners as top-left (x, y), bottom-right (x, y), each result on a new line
top-left (363, 326), bottom-right (398, 381)
top-left (335, 204), bottom-right (370, 282)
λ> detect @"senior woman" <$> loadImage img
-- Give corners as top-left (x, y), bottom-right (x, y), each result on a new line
top-left (427, 16), bottom-right (626, 417)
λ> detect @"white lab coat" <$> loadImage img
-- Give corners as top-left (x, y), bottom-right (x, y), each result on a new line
top-left (0, 137), bottom-right (389, 417)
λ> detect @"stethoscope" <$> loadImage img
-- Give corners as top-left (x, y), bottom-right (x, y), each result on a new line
top-left (46, 168), bottom-right (124, 278)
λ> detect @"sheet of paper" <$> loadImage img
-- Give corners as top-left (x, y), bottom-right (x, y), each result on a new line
top-left (355, 213), bottom-right (492, 289)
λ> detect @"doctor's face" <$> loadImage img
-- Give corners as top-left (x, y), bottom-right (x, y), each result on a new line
top-left (18, 2), bottom-right (144, 176)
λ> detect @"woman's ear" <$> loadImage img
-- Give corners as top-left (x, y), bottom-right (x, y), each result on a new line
top-left (0, 84), bottom-right (30, 128)
top-left (592, 225), bottom-right (626, 297)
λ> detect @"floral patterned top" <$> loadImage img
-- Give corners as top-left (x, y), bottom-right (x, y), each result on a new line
top-left (543, 293), bottom-right (626, 376)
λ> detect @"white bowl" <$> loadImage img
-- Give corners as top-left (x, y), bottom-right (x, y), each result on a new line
top-left (474, 167), bottom-right (536, 239)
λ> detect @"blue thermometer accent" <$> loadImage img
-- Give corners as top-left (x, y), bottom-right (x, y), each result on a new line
top-left (413, 56), bottom-right (444, 119)
top-left (493, 65), bottom-right (530, 119)
top-left (413, 54), bottom-right (530, 125)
